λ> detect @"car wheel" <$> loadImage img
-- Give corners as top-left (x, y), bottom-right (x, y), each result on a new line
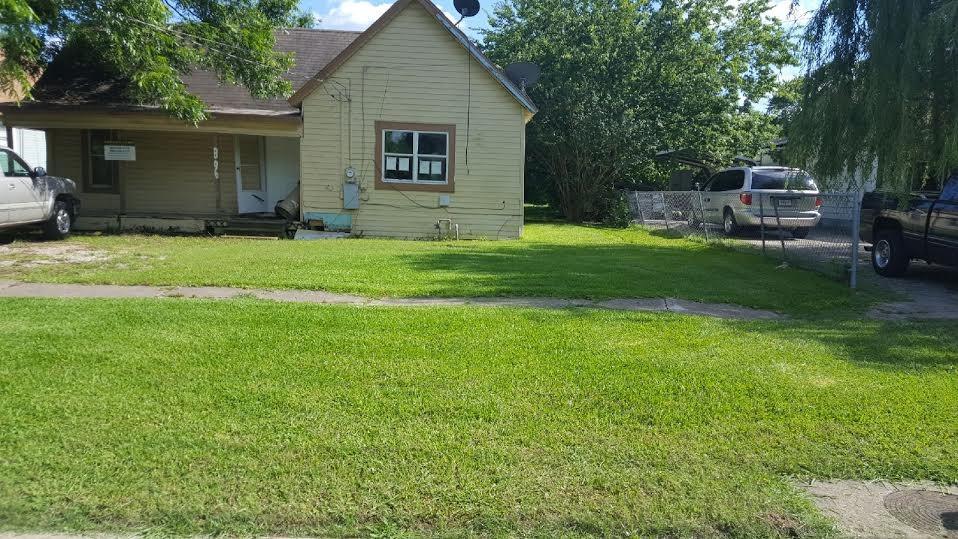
top-left (723, 209), bottom-right (739, 236)
top-left (872, 229), bottom-right (909, 277)
top-left (792, 227), bottom-right (810, 239)
top-left (43, 200), bottom-right (72, 240)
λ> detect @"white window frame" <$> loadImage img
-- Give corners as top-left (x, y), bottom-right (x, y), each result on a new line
top-left (382, 129), bottom-right (449, 185)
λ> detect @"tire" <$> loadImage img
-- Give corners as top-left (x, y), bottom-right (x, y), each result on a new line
top-left (0, 234), bottom-right (13, 245)
top-left (792, 227), bottom-right (810, 239)
top-left (872, 229), bottom-right (909, 277)
top-left (723, 209), bottom-right (740, 236)
top-left (42, 200), bottom-right (73, 240)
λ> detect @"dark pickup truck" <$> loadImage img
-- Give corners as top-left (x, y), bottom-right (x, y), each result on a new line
top-left (860, 176), bottom-right (958, 276)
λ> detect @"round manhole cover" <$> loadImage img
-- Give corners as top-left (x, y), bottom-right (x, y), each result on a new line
top-left (884, 489), bottom-right (958, 536)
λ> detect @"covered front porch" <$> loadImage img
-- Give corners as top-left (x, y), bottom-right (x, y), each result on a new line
top-left (3, 106), bottom-right (303, 236)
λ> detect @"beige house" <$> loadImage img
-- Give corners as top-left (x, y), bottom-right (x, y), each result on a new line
top-left (0, 0), bottom-right (536, 239)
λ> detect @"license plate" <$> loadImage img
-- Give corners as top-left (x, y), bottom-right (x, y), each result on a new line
top-left (776, 199), bottom-right (793, 207)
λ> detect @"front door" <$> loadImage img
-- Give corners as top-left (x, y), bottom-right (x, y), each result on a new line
top-left (235, 135), bottom-right (268, 214)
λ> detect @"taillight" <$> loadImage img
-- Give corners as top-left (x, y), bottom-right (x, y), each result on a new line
top-left (740, 192), bottom-right (753, 205)
top-left (815, 197), bottom-right (823, 208)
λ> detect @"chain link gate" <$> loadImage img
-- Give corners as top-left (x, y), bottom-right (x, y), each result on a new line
top-left (627, 190), bottom-right (864, 287)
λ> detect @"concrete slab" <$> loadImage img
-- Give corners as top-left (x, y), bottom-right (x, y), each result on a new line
top-left (595, 298), bottom-right (668, 312)
top-left (0, 534), bottom-right (132, 539)
top-left (666, 298), bottom-right (782, 320)
top-left (163, 286), bottom-right (244, 299)
top-left (255, 289), bottom-right (369, 305)
top-left (0, 280), bottom-right (786, 320)
top-left (0, 282), bottom-right (160, 299)
top-left (799, 480), bottom-right (958, 538)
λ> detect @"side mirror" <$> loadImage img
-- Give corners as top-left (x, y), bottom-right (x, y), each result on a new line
top-left (32, 167), bottom-right (47, 178)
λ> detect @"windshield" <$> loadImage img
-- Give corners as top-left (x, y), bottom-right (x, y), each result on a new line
top-left (750, 170), bottom-right (817, 191)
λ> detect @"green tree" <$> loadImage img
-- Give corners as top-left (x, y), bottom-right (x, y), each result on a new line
top-left (483, 0), bottom-right (794, 222)
top-left (788, 1), bottom-right (958, 190)
top-left (766, 76), bottom-right (802, 129)
top-left (0, 0), bottom-right (313, 123)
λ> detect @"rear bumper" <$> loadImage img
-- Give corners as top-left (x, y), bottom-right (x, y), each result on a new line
top-left (735, 210), bottom-right (821, 228)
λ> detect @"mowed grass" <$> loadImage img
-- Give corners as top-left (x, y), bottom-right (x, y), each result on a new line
top-left (1, 298), bottom-right (955, 537)
top-left (0, 224), bottom-right (871, 316)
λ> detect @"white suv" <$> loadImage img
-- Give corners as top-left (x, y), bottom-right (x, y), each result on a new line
top-left (697, 166), bottom-right (822, 238)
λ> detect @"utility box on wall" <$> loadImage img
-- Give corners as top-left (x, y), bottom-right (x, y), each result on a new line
top-left (343, 182), bottom-right (360, 210)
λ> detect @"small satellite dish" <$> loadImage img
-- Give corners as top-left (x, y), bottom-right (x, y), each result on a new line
top-left (453, 0), bottom-right (481, 20)
top-left (505, 62), bottom-right (541, 92)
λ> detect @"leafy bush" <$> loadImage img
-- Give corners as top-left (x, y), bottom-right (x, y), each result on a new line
top-left (602, 191), bottom-right (633, 228)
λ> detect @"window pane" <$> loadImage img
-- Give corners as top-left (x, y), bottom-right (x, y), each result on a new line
top-left (730, 170), bottom-right (745, 190)
top-left (384, 155), bottom-right (413, 180)
top-left (90, 131), bottom-right (107, 158)
top-left (85, 130), bottom-right (117, 189)
top-left (90, 157), bottom-right (114, 186)
top-left (418, 133), bottom-right (447, 156)
top-left (751, 170), bottom-right (817, 190)
top-left (706, 173), bottom-right (724, 191)
top-left (385, 131), bottom-right (413, 154)
top-left (417, 157), bottom-right (446, 182)
top-left (237, 136), bottom-right (262, 190)
top-left (10, 155), bottom-right (30, 177)
top-left (0, 151), bottom-right (11, 175)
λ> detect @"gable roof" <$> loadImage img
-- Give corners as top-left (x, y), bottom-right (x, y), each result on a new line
top-left (287, 0), bottom-right (538, 114)
top-left (16, 29), bottom-right (360, 116)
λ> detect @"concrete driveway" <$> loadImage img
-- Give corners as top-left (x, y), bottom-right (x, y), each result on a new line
top-left (862, 261), bottom-right (958, 320)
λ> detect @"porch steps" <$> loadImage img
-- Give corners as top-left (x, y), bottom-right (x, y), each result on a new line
top-left (209, 216), bottom-right (291, 238)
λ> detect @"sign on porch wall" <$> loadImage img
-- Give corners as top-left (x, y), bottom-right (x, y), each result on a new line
top-left (104, 142), bottom-right (136, 161)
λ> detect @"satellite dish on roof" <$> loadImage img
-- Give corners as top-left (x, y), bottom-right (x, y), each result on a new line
top-left (453, 0), bottom-right (480, 24)
top-left (505, 62), bottom-right (541, 92)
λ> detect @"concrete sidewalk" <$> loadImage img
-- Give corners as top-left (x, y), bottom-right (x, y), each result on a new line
top-left (0, 280), bottom-right (783, 320)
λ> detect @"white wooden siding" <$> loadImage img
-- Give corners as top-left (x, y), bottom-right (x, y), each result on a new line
top-left (47, 129), bottom-right (238, 215)
top-left (300, 2), bottom-right (527, 239)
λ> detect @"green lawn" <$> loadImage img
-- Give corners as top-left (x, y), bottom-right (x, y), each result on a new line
top-left (1, 298), bottom-right (956, 537)
top-left (0, 224), bottom-right (871, 316)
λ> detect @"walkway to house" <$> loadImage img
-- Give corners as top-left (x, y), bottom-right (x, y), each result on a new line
top-left (0, 280), bottom-right (784, 320)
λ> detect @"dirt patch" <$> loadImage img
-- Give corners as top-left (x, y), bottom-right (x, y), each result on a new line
top-left (799, 480), bottom-right (958, 538)
top-left (0, 242), bottom-right (112, 268)
top-left (760, 512), bottom-right (805, 537)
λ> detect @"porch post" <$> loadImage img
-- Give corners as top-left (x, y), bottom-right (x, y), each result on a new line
top-left (213, 135), bottom-right (222, 214)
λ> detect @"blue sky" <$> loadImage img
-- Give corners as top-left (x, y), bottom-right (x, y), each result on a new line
top-left (299, 0), bottom-right (487, 36)
top-left (299, 0), bottom-right (821, 81)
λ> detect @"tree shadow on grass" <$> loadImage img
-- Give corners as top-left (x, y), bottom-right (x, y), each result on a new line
top-left (736, 317), bottom-right (958, 370)
top-left (397, 241), bottom-right (866, 316)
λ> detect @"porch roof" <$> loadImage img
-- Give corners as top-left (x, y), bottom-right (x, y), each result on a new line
top-left (0, 104), bottom-right (303, 137)
top-left (0, 28), bottom-right (359, 120)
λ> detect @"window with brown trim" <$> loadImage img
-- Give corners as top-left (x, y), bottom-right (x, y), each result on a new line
top-left (375, 121), bottom-right (455, 192)
top-left (82, 129), bottom-right (119, 193)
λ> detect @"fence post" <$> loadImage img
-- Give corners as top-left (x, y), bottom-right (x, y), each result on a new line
top-left (662, 193), bottom-right (671, 231)
top-left (850, 192), bottom-right (862, 289)
top-left (773, 196), bottom-right (787, 262)
top-left (697, 190), bottom-right (709, 242)
top-left (759, 195), bottom-right (766, 256)
top-left (636, 192), bottom-right (645, 224)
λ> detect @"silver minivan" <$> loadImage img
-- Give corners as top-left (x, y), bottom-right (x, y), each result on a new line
top-left (697, 166), bottom-right (822, 238)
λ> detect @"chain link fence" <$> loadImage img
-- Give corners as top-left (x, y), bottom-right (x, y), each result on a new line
top-left (627, 190), bottom-right (864, 287)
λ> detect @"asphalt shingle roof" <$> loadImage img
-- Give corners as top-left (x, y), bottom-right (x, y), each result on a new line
top-left (27, 28), bottom-right (360, 116)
